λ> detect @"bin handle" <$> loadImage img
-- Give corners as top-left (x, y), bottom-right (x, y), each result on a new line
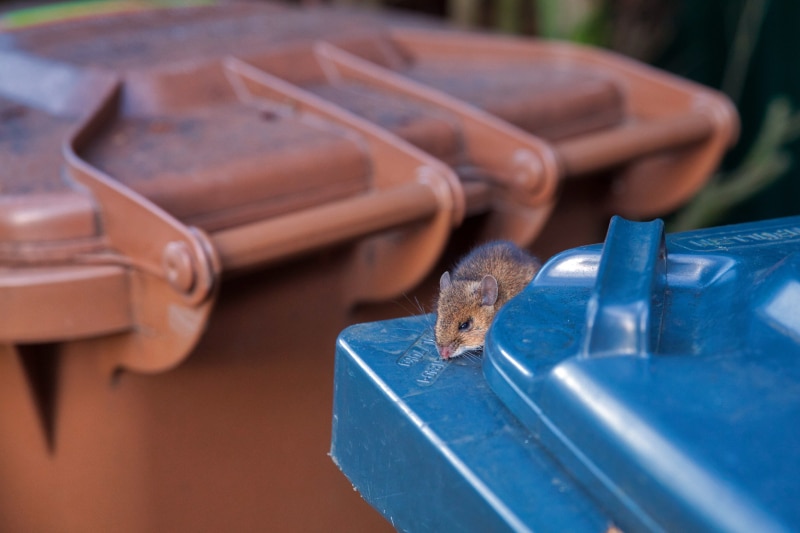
top-left (63, 78), bottom-right (221, 374)
top-left (581, 216), bottom-right (666, 358)
top-left (557, 113), bottom-right (715, 178)
top-left (0, 65), bottom-right (221, 374)
top-left (212, 182), bottom-right (438, 271)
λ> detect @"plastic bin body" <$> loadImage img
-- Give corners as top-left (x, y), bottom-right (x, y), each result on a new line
top-left (2, 254), bottom-right (393, 532)
top-left (0, 2), bottom-right (737, 530)
top-left (332, 215), bottom-right (800, 532)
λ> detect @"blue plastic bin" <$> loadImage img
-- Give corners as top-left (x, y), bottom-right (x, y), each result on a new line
top-left (331, 215), bottom-right (800, 532)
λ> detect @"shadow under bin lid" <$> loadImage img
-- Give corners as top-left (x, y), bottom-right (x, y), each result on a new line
top-left (484, 215), bottom-right (800, 533)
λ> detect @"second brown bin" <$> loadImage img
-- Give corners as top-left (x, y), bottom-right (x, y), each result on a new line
top-left (0, 2), bottom-right (737, 531)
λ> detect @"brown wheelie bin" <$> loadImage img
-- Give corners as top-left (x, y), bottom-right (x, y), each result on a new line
top-left (0, 2), bottom-right (736, 531)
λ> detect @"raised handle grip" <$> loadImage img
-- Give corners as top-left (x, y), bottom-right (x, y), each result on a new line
top-left (211, 182), bottom-right (439, 271)
top-left (558, 113), bottom-right (715, 178)
top-left (582, 216), bottom-right (666, 357)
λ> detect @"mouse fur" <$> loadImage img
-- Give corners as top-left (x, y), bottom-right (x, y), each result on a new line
top-left (434, 241), bottom-right (540, 360)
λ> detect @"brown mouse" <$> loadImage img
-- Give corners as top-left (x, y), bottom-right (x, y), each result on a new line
top-left (434, 241), bottom-right (540, 360)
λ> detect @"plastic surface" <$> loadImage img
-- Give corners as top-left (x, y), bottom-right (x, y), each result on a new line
top-left (333, 215), bottom-right (800, 532)
top-left (332, 317), bottom-right (610, 532)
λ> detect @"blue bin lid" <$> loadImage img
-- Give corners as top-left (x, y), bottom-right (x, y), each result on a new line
top-left (485, 215), bottom-right (800, 532)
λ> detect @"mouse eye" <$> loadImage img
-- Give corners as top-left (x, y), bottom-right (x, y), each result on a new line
top-left (458, 319), bottom-right (473, 332)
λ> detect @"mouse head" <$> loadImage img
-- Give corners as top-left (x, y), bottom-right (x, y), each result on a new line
top-left (434, 271), bottom-right (499, 360)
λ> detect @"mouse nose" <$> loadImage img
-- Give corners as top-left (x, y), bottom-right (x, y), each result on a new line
top-left (438, 345), bottom-right (452, 360)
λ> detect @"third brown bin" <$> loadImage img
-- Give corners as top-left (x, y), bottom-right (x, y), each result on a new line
top-left (0, 2), bottom-right (737, 531)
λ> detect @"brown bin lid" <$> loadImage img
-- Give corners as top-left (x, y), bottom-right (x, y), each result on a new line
top-left (0, 10), bottom-right (467, 372)
top-left (0, 2), bottom-right (737, 373)
top-left (2, 2), bottom-right (737, 233)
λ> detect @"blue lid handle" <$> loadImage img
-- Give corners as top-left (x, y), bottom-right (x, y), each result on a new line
top-left (582, 216), bottom-right (666, 357)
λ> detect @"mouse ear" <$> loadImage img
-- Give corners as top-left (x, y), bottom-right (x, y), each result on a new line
top-left (480, 275), bottom-right (498, 306)
top-left (440, 271), bottom-right (452, 291)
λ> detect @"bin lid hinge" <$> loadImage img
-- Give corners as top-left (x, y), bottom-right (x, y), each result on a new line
top-left (3, 78), bottom-right (224, 374)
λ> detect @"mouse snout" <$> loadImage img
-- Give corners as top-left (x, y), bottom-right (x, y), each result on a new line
top-left (438, 344), bottom-right (454, 360)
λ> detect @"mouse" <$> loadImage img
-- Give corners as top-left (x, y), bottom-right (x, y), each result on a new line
top-left (434, 241), bottom-right (541, 360)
